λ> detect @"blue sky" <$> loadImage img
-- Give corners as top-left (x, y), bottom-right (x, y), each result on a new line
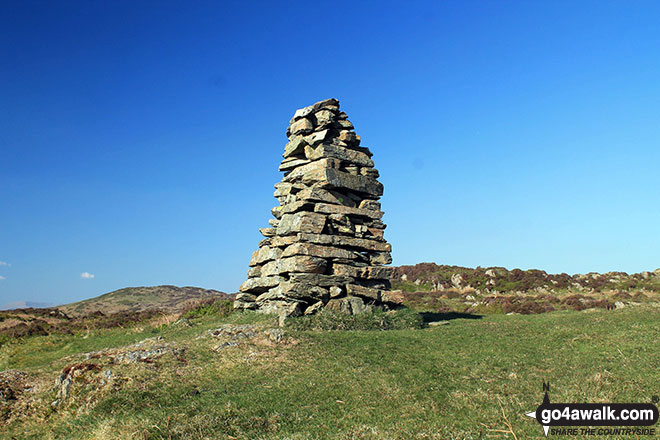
top-left (1, 1), bottom-right (659, 305)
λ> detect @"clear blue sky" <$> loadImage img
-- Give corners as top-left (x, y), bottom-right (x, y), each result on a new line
top-left (1, 1), bottom-right (659, 306)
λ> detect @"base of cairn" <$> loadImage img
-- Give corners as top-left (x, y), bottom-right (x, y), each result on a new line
top-left (235, 99), bottom-right (402, 317)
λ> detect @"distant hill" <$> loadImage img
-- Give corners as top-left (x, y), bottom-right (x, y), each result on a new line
top-left (58, 285), bottom-right (234, 316)
top-left (0, 301), bottom-right (55, 311)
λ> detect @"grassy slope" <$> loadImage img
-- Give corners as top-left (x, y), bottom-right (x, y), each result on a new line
top-left (2, 306), bottom-right (659, 439)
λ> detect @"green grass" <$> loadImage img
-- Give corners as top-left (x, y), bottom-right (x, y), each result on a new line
top-left (1, 306), bottom-right (659, 439)
top-left (182, 299), bottom-right (234, 319)
top-left (0, 310), bottom-right (272, 374)
top-left (285, 308), bottom-right (424, 331)
top-left (391, 279), bottom-right (434, 292)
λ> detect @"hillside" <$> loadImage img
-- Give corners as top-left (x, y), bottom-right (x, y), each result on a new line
top-left (0, 286), bottom-right (234, 340)
top-left (391, 263), bottom-right (660, 315)
top-left (58, 285), bottom-right (233, 316)
top-left (0, 304), bottom-right (658, 438)
top-left (393, 263), bottom-right (660, 293)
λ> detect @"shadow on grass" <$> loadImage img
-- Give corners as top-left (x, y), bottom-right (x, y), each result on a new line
top-left (420, 311), bottom-right (483, 323)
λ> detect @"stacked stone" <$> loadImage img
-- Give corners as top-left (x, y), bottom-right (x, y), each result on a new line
top-left (235, 98), bottom-right (396, 316)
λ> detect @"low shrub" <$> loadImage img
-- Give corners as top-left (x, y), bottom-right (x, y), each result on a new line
top-left (632, 292), bottom-right (648, 301)
top-left (182, 298), bottom-right (234, 319)
top-left (442, 289), bottom-right (462, 299)
top-left (612, 291), bottom-right (632, 300)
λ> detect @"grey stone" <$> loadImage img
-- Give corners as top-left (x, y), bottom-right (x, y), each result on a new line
top-left (297, 233), bottom-right (391, 252)
top-left (381, 290), bottom-right (405, 305)
top-left (332, 264), bottom-right (361, 278)
top-left (213, 341), bottom-right (238, 351)
top-left (239, 276), bottom-right (284, 293)
top-left (276, 212), bottom-right (326, 235)
top-left (335, 119), bottom-right (354, 130)
top-left (282, 242), bottom-right (358, 260)
top-left (325, 297), bottom-right (351, 314)
top-left (271, 206), bottom-right (284, 219)
top-left (269, 235), bottom-right (300, 247)
top-left (283, 135), bottom-right (309, 158)
top-left (369, 252), bottom-right (392, 265)
top-left (320, 169), bottom-right (383, 197)
top-left (304, 301), bottom-right (324, 315)
top-left (235, 292), bottom-right (257, 302)
top-left (329, 286), bottom-right (343, 298)
top-left (290, 98), bottom-right (339, 124)
top-left (265, 328), bottom-right (284, 342)
top-left (304, 129), bottom-right (329, 146)
top-left (362, 266), bottom-right (394, 279)
top-left (326, 296), bottom-right (372, 315)
top-left (259, 228), bottom-right (276, 237)
top-left (304, 143), bottom-right (374, 167)
top-left (338, 130), bottom-right (359, 145)
top-left (247, 266), bottom-right (261, 278)
top-left (279, 200), bottom-right (312, 215)
top-left (347, 296), bottom-right (372, 314)
top-left (312, 109), bottom-right (336, 128)
top-left (346, 284), bottom-right (381, 301)
top-left (295, 187), bottom-right (355, 207)
top-left (261, 282), bottom-right (329, 302)
top-left (283, 158), bottom-right (342, 184)
top-left (361, 168), bottom-right (379, 177)
top-left (274, 182), bottom-right (305, 196)
top-left (258, 299), bottom-right (305, 318)
top-left (313, 202), bottom-right (383, 219)
top-left (289, 273), bottom-right (355, 287)
top-left (249, 246), bottom-right (283, 266)
top-left (279, 157), bottom-right (311, 171)
top-left (333, 265), bottom-right (392, 279)
top-left (290, 118), bottom-right (313, 135)
top-left (358, 200), bottom-right (381, 211)
top-left (260, 256), bottom-right (327, 277)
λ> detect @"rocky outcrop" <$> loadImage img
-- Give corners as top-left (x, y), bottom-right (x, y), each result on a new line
top-left (235, 99), bottom-right (396, 316)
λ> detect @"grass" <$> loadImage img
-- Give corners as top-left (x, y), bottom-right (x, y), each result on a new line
top-left (1, 306), bottom-right (659, 439)
top-left (182, 299), bottom-right (234, 319)
top-left (284, 308), bottom-right (424, 331)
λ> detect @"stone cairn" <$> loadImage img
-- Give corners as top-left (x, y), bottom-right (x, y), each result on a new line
top-left (235, 98), bottom-right (399, 317)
